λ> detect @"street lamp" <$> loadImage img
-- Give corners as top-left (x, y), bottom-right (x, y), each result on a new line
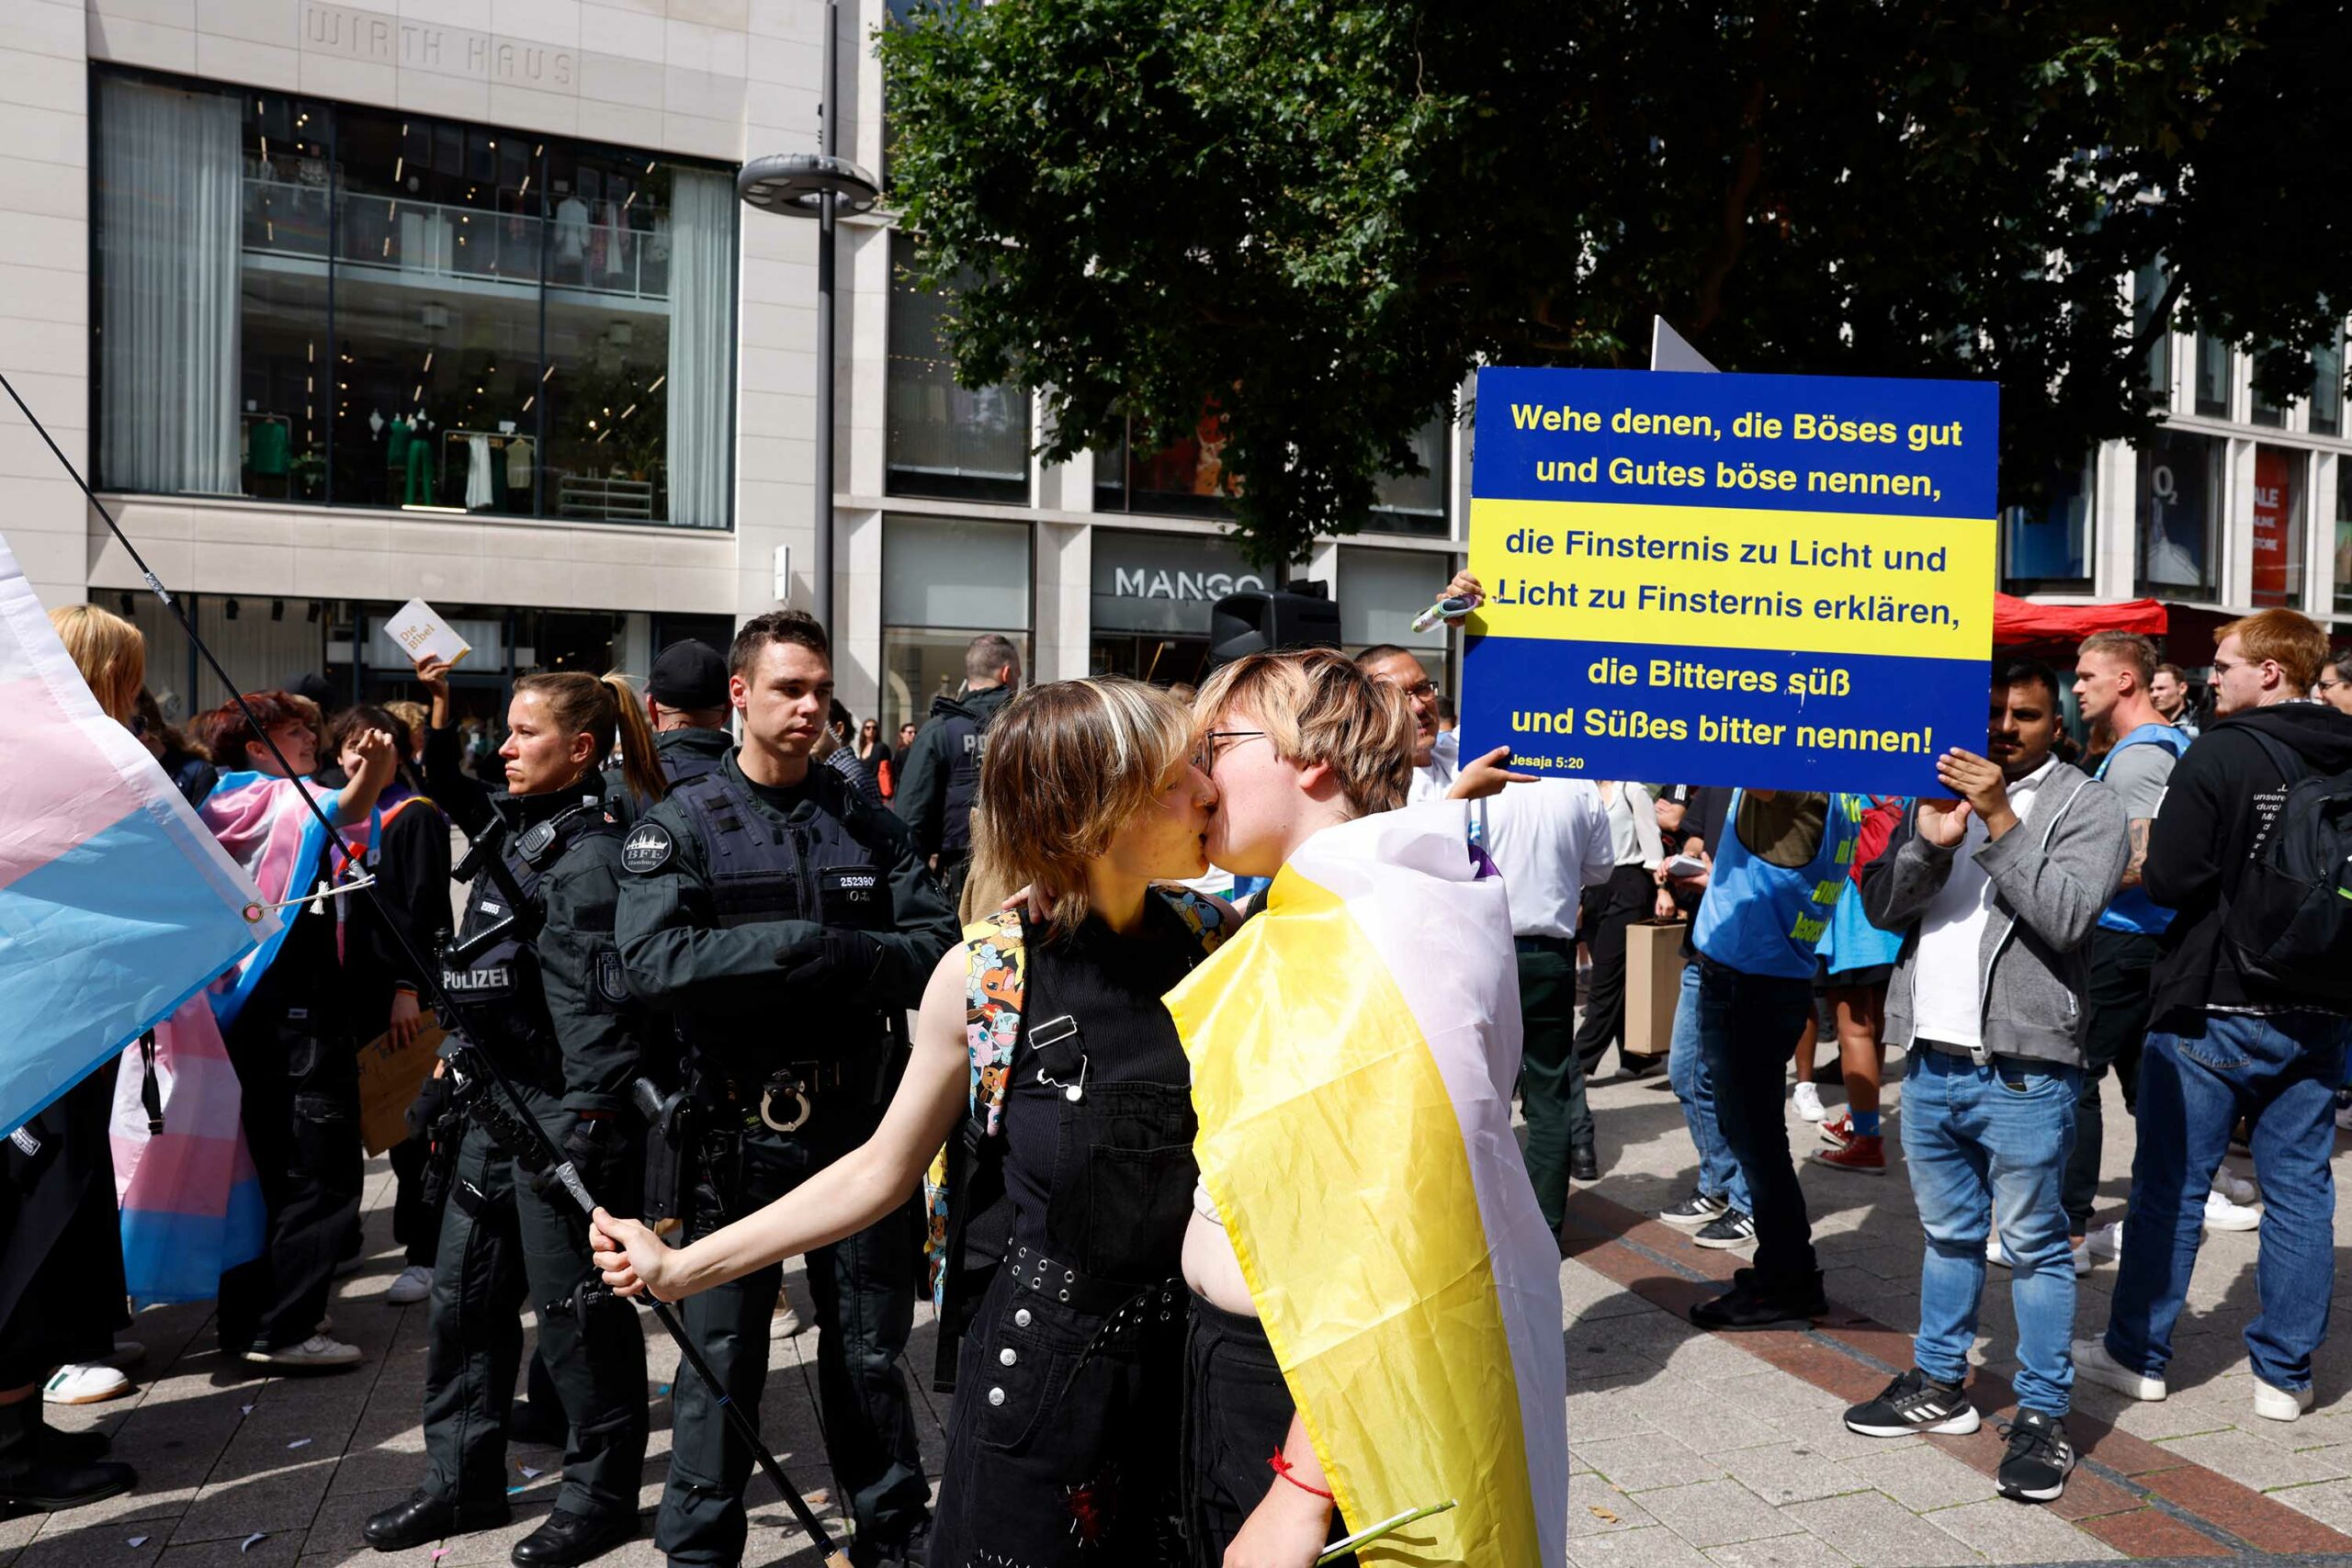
top-left (736, 0), bottom-right (879, 630)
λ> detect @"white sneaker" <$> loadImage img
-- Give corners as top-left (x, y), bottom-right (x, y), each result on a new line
top-left (2204, 1190), bottom-right (2262, 1232)
top-left (2074, 1336), bottom-right (2166, 1402)
top-left (242, 1334), bottom-right (363, 1371)
top-left (2255, 1380), bottom-right (2315, 1423)
top-left (2069, 1236), bottom-right (2092, 1276)
top-left (2084, 1221), bottom-right (2124, 1263)
top-left (385, 1265), bottom-right (434, 1305)
top-left (770, 1300), bottom-right (805, 1339)
top-left (2212, 1169), bottom-right (2259, 1206)
top-left (1986, 1231), bottom-right (2011, 1268)
top-left (42, 1362), bottom-right (132, 1405)
top-left (1792, 1082), bottom-right (1826, 1122)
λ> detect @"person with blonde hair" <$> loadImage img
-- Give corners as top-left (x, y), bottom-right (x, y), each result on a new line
top-left (361, 666), bottom-right (660, 1563)
top-left (1173, 649), bottom-right (1567, 1567)
top-left (0, 607), bottom-right (142, 1511)
top-left (593, 676), bottom-right (1226, 1563)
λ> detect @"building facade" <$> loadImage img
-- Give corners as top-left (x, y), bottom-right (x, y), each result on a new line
top-left (8, 0), bottom-right (1463, 733)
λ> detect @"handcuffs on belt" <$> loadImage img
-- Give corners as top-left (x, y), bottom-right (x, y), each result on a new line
top-left (758, 1069), bottom-right (813, 1133)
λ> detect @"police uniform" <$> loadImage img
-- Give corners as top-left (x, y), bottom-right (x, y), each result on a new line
top-left (893, 682), bottom-right (1012, 905)
top-left (376, 782), bottom-right (650, 1558)
top-left (604, 727), bottom-right (732, 830)
top-left (616, 750), bottom-right (956, 1566)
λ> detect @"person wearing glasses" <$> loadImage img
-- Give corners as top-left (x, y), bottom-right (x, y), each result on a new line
top-left (2314, 655), bottom-right (2352, 716)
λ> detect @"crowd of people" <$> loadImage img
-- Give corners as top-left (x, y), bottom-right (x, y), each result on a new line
top-left (6, 575), bottom-right (2352, 1562)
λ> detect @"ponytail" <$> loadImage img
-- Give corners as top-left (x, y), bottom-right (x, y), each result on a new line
top-left (511, 670), bottom-right (669, 806)
top-left (604, 671), bottom-right (668, 807)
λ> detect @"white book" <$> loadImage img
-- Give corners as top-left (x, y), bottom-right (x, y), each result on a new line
top-left (384, 598), bottom-right (472, 668)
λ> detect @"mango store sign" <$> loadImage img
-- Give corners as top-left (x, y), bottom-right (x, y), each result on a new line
top-left (1460, 366), bottom-right (1997, 795)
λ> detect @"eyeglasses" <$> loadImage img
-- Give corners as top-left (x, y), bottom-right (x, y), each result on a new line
top-left (2321, 677), bottom-right (2350, 694)
top-left (1193, 729), bottom-right (1267, 770)
top-left (1397, 680), bottom-right (1438, 702)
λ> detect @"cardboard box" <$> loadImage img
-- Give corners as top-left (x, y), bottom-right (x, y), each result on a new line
top-left (357, 1018), bottom-right (447, 1155)
top-left (1623, 919), bottom-right (1687, 1057)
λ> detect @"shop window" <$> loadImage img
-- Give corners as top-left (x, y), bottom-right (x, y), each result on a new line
top-left (2135, 258), bottom-right (2171, 404)
top-left (2335, 463), bottom-right (2352, 613)
top-left (1337, 547), bottom-right (1454, 657)
top-left (2194, 332), bottom-right (2231, 418)
top-left (2312, 332), bottom-right (2343, 438)
top-left (93, 70), bottom-right (735, 529)
top-left (2250, 446), bottom-right (2307, 608)
top-left (1999, 456), bottom-right (2092, 592)
top-left (1090, 529), bottom-right (1268, 686)
top-left (2134, 430), bottom-right (2222, 602)
top-left (886, 233), bottom-right (1031, 503)
top-left (1094, 406), bottom-right (1238, 520)
top-left (880, 514), bottom-right (1031, 739)
top-left (1363, 418), bottom-right (1452, 537)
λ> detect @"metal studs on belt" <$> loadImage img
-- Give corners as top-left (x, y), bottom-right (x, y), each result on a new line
top-left (999, 1347), bottom-right (1017, 1366)
top-left (987, 1386), bottom-right (1005, 1406)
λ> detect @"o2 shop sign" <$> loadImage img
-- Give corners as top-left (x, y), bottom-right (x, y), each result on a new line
top-left (1110, 566), bottom-right (1265, 602)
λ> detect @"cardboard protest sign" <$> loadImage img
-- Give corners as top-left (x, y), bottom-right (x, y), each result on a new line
top-left (358, 1017), bottom-right (446, 1156)
top-left (1462, 367), bottom-right (1996, 795)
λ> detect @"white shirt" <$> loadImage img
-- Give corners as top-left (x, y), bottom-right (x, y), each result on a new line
top-left (1910, 757), bottom-right (2056, 1050)
top-left (1476, 780), bottom-right (1614, 939)
top-left (1602, 782), bottom-right (1666, 869)
top-left (1408, 728), bottom-right (1459, 804)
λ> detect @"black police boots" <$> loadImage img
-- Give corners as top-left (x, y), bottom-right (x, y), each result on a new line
top-left (0, 1397), bottom-right (134, 1512)
top-left (509, 1507), bottom-right (639, 1567)
top-left (363, 1488), bottom-right (513, 1551)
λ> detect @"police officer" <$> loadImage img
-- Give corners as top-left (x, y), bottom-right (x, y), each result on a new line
top-left (604, 638), bottom-right (734, 829)
top-left (366, 670), bottom-right (663, 1567)
top-left (616, 611), bottom-right (955, 1568)
top-left (892, 630), bottom-right (1019, 906)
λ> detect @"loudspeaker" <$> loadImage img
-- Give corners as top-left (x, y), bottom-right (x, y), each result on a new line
top-left (1206, 581), bottom-right (1340, 671)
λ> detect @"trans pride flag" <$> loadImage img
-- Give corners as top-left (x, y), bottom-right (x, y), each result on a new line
top-left (1165, 803), bottom-right (1567, 1565)
top-left (110, 998), bottom-right (266, 1304)
top-left (199, 769), bottom-right (363, 1027)
top-left (0, 535), bottom-right (274, 1137)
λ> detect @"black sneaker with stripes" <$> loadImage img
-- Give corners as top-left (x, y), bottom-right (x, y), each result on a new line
top-left (1843, 1368), bottom-right (1982, 1437)
top-left (1658, 1190), bottom-right (1730, 1230)
top-left (1996, 1408), bottom-right (2075, 1503)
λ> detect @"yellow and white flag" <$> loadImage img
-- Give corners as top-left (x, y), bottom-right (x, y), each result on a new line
top-left (1166, 803), bottom-right (1567, 1565)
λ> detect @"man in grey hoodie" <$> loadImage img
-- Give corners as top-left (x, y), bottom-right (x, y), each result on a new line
top-left (1843, 660), bottom-right (2128, 1506)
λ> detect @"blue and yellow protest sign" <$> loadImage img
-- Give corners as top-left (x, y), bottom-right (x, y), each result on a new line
top-left (1461, 367), bottom-right (1997, 795)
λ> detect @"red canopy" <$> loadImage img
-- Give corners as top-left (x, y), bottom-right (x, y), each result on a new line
top-left (1994, 593), bottom-right (2168, 648)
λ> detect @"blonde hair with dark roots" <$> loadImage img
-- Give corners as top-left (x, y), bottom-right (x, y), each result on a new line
top-left (51, 604), bottom-right (145, 724)
top-left (512, 670), bottom-right (667, 806)
top-left (964, 678), bottom-right (1195, 935)
top-left (1193, 649), bottom-right (1415, 818)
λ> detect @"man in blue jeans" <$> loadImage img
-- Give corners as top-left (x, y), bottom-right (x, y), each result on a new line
top-left (2075, 609), bottom-right (2352, 1425)
top-left (1851, 660), bottom-right (2126, 1505)
top-left (1685, 789), bottom-right (1862, 1329)
top-left (1656, 785), bottom-right (1757, 1247)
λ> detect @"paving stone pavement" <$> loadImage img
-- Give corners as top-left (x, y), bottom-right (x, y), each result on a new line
top-left (11, 1044), bottom-right (2352, 1565)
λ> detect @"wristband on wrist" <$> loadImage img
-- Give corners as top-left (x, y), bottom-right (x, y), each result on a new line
top-left (1268, 1450), bottom-right (1333, 1501)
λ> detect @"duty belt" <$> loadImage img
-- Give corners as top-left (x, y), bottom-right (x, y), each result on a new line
top-left (700, 1061), bottom-right (854, 1135)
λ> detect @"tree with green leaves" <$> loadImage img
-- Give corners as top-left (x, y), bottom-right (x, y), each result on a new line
top-left (877, 0), bottom-right (2350, 567)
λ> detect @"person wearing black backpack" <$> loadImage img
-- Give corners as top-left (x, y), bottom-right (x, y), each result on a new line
top-left (2075, 608), bottom-right (2352, 1427)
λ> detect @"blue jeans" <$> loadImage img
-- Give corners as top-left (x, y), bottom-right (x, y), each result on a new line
top-left (1668, 962), bottom-right (1750, 1212)
top-left (1901, 1048), bottom-right (2083, 1416)
top-left (1695, 958), bottom-right (1817, 1291)
top-left (2105, 1011), bottom-right (2350, 1393)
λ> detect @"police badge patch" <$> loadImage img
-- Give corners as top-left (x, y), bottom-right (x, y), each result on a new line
top-left (622, 821), bottom-right (673, 874)
top-left (594, 947), bottom-right (630, 1008)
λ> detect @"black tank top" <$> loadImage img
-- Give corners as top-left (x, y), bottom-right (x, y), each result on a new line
top-left (1001, 899), bottom-right (1202, 1284)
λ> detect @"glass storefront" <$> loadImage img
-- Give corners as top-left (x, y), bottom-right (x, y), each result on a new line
top-left (1094, 411), bottom-right (1452, 536)
top-left (1089, 530), bottom-right (1268, 687)
top-left (2194, 332), bottom-right (2231, 418)
top-left (93, 70), bottom-right (738, 528)
top-left (879, 514), bottom-right (1031, 740)
top-left (2250, 446), bottom-right (2307, 609)
top-left (2135, 429), bottom-right (2222, 601)
top-left (2000, 456), bottom-right (2093, 592)
top-left (1338, 546), bottom-right (1453, 673)
top-left (886, 234), bottom-right (1030, 503)
top-left (2337, 463), bottom-right (2352, 614)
